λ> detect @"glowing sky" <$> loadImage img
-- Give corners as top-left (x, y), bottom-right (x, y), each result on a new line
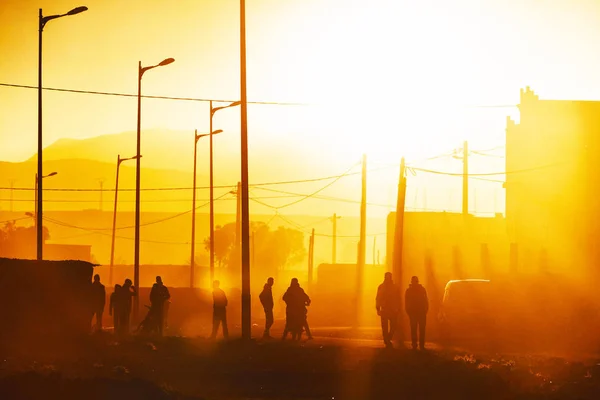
top-left (2, 0), bottom-right (600, 215)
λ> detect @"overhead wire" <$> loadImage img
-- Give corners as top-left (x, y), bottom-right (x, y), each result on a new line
top-left (42, 189), bottom-right (233, 231)
top-left (252, 161), bottom-right (360, 210)
top-left (0, 82), bottom-right (518, 108)
top-left (0, 83), bottom-right (308, 106)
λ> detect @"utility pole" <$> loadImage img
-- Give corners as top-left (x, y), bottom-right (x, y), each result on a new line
top-left (329, 213), bottom-right (340, 264)
top-left (251, 231), bottom-right (255, 266)
top-left (191, 129), bottom-right (200, 289)
top-left (239, 0), bottom-right (252, 341)
top-left (235, 181), bottom-right (241, 255)
top-left (230, 182), bottom-right (242, 283)
top-left (373, 236), bottom-right (377, 266)
top-left (355, 154), bottom-right (367, 328)
top-left (462, 141), bottom-right (468, 215)
top-left (308, 228), bottom-right (315, 292)
top-left (392, 157), bottom-right (407, 342)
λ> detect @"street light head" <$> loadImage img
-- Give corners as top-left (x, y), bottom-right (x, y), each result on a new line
top-left (47, 172), bottom-right (58, 177)
top-left (212, 129), bottom-right (224, 135)
top-left (66, 6), bottom-right (88, 16)
top-left (159, 58), bottom-right (175, 67)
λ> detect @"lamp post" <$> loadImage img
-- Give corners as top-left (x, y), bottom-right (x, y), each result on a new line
top-left (34, 172), bottom-right (57, 254)
top-left (191, 129), bottom-right (222, 288)
top-left (134, 57), bottom-right (174, 320)
top-left (209, 100), bottom-right (240, 286)
top-left (110, 154), bottom-right (140, 286)
top-left (37, 5), bottom-right (88, 262)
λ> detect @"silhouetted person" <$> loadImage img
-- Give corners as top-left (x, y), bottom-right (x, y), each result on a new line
top-left (259, 277), bottom-right (275, 338)
top-left (405, 275), bottom-right (429, 350)
top-left (119, 279), bottom-right (137, 336)
top-left (210, 280), bottom-right (228, 340)
top-left (91, 274), bottom-right (106, 333)
top-left (376, 272), bottom-right (401, 347)
top-left (282, 278), bottom-right (310, 341)
top-left (150, 276), bottom-right (171, 336)
top-left (303, 296), bottom-right (313, 340)
top-left (109, 284), bottom-right (122, 334)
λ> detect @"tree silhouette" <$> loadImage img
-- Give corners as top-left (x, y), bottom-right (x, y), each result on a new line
top-left (203, 224), bottom-right (236, 268)
top-left (0, 221), bottom-right (50, 258)
top-left (204, 222), bottom-right (306, 276)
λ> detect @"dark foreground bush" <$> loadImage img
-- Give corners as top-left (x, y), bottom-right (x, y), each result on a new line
top-left (0, 372), bottom-right (202, 400)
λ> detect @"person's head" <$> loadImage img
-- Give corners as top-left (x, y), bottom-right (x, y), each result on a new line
top-left (156, 276), bottom-right (162, 285)
top-left (411, 276), bottom-right (419, 285)
top-left (115, 284), bottom-right (122, 290)
top-left (291, 278), bottom-right (299, 287)
top-left (124, 278), bottom-right (132, 287)
top-left (93, 274), bottom-right (100, 283)
top-left (384, 272), bottom-right (392, 282)
top-left (267, 277), bottom-right (274, 286)
top-left (213, 280), bottom-right (220, 289)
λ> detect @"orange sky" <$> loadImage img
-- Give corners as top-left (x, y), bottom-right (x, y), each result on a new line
top-left (2, 0), bottom-right (600, 216)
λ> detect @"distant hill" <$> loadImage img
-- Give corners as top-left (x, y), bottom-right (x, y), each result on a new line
top-left (3, 129), bottom-right (383, 216)
top-left (27, 129), bottom-right (339, 182)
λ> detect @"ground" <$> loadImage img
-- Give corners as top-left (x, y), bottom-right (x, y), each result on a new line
top-left (1, 328), bottom-right (599, 400)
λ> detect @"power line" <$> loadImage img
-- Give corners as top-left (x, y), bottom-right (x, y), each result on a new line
top-left (253, 162), bottom-right (360, 210)
top-left (42, 190), bottom-right (233, 232)
top-left (0, 194), bottom-right (300, 203)
top-left (0, 216), bottom-right (32, 225)
top-left (274, 213), bottom-right (386, 238)
top-left (42, 217), bottom-right (192, 245)
top-left (409, 162), bottom-right (564, 177)
top-left (253, 187), bottom-right (394, 208)
top-left (0, 83), bottom-right (520, 108)
top-left (0, 167), bottom-right (377, 193)
top-left (0, 82), bottom-right (309, 107)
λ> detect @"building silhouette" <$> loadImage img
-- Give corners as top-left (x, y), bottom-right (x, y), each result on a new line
top-left (505, 86), bottom-right (599, 277)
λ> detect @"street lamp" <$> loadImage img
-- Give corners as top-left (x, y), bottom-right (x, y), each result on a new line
top-left (34, 172), bottom-right (58, 243)
top-left (190, 129), bottom-right (222, 288)
top-left (37, 5), bottom-right (88, 262)
top-left (134, 57), bottom-right (174, 320)
top-left (110, 154), bottom-right (140, 286)
top-left (208, 100), bottom-right (240, 286)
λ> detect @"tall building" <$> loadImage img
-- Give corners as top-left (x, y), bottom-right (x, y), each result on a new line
top-left (505, 87), bottom-right (600, 277)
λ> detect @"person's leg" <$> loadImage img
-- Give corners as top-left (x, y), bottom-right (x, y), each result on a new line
top-left (388, 314), bottom-right (397, 342)
top-left (97, 309), bottom-right (103, 332)
top-left (156, 307), bottom-right (164, 336)
top-left (304, 318), bottom-right (313, 339)
top-left (409, 315), bottom-right (418, 349)
top-left (222, 312), bottom-right (229, 339)
top-left (419, 314), bottom-right (427, 350)
top-left (122, 312), bottom-right (130, 335)
top-left (210, 311), bottom-right (220, 339)
top-left (381, 316), bottom-right (389, 343)
top-left (264, 308), bottom-right (274, 337)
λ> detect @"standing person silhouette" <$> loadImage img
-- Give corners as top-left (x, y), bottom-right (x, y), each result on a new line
top-left (91, 274), bottom-right (106, 333)
top-left (109, 284), bottom-right (122, 334)
top-left (259, 277), bottom-right (275, 338)
top-left (376, 272), bottom-right (401, 348)
top-left (282, 278), bottom-right (310, 341)
top-left (209, 280), bottom-right (229, 340)
top-left (405, 275), bottom-right (429, 350)
top-left (119, 279), bottom-right (137, 336)
top-left (150, 276), bottom-right (171, 336)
